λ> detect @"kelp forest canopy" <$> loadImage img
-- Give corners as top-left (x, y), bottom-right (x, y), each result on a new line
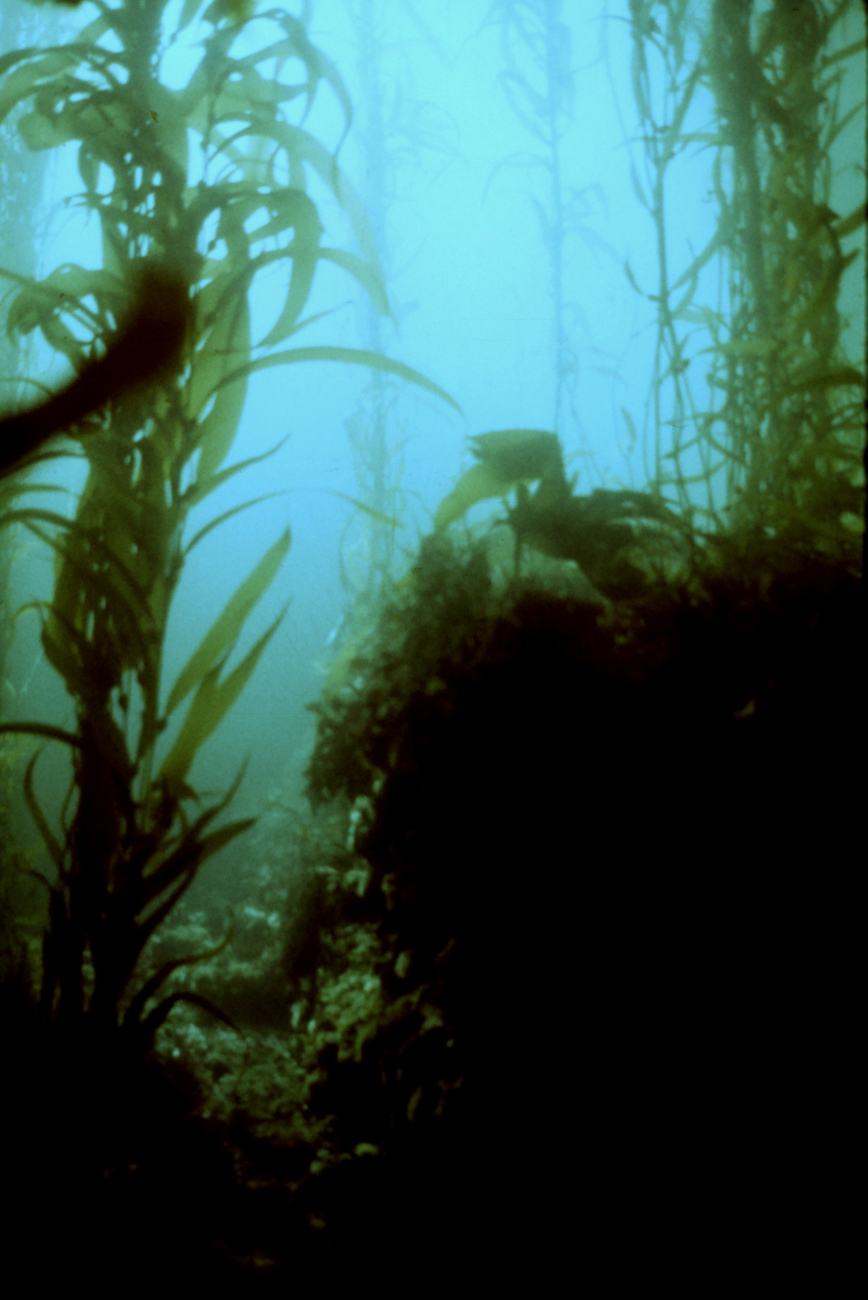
top-left (0, 0), bottom-right (864, 1288)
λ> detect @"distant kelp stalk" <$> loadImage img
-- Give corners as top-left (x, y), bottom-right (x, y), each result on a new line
top-left (0, 0), bottom-right (450, 1046)
top-left (490, 0), bottom-right (602, 458)
top-left (627, 0), bottom-right (865, 553)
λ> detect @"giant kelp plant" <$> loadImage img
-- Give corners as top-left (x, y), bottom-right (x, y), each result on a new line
top-left (0, 0), bottom-right (452, 1282)
top-left (0, 0), bottom-right (362, 1034)
top-left (627, 0), bottom-right (865, 546)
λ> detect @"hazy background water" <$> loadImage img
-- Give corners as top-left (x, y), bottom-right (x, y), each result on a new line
top-left (1, 0), bottom-right (864, 883)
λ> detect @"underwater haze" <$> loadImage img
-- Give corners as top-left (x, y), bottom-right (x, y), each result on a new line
top-left (1, 0), bottom-right (865, 1284)
top-left (1, 0), bottom-right (864, 839)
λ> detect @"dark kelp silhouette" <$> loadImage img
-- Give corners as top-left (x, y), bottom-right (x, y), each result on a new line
top-left (0, 8), bottom-right (463, 1283)
top-left (0, 0), bottom-right (862, 1286)
top-left (0, 265), bottom-right (190, 480)
top-left (0, 0), bottom-right (447, 1050)
top-left (434, 427), bottom-right (684, 598)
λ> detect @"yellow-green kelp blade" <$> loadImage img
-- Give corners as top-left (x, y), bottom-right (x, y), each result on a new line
top-left (165, 528), bottom-right (291, 716)
top-left (215, 346), bottom-right (461, 413)
top-left (433, 462), bottom-right (515, 531)
top-left (159, 604), bottom-right (289, 787)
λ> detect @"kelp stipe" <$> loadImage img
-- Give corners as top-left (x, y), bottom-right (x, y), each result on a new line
top-left (338, 0), bottom-right (463, 615)
top-left (490, 0), bottom-right (590, 450)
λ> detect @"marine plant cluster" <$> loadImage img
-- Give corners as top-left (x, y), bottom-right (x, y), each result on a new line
top-left (0, 0), bottom-right (445, 1276)
top-left (0, 0), bottom-right (863, 1284)
top-left (628, 0), bottom-right (864, 547)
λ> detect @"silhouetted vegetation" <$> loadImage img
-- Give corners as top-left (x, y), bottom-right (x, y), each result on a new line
top-left (0, 0), bottom-right (863, 1285)
top-left (0, 0), bottom-right (446, 1281)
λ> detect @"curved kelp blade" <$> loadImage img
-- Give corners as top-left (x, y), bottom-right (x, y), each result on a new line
top-left (139, 765), bottom-right (249, 926)
top-left (137, 816), bottom-right (255, 946)
top-left (434, 462), bottom-right (516, 531)
top-left (217, 346), bottom-right (461, 412)
top-left (191, 284), bottom-right (251, 483)
top-left (6, 507), bottom-right (152, 614)
top-left (184, 435), bottom-right (290, 510)
top-left (325, 490), bottom-right (400, 527)
top-left (15, 599), bottom-right (98, 709)
top-left (12, 516), bottom-right (153, 683)
top-left (159, 604), bottom-right (289, 786)
top-left (123, 930), bottom-right (235, 1032)
top-left (253, 190), bottom-right (324, 349)
top-left (22, 748), bottom-right (62, 868)
top-left (184, 493), bottom-right (289, 556)
top-left (0, 720), bottom-right (81, 749)
top-left (0, 475), bottom-right (68, 515)
top-left (316, 248), bottom-right (391, 318)
top-left (165, 527), bottom-right (291, 715)
top-left (127, 991), bottom-right (239, 1053)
